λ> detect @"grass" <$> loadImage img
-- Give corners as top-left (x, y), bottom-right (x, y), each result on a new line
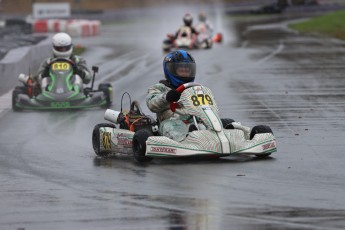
top-left (73, 44), bottom-right (86, 55)
top-left (289, 10), bottom-right (345, 40)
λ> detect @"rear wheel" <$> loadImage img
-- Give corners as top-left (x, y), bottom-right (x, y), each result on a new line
top-left (92, 123), bottom-right (116, 157)
top-left (221, 118), bottom-right (235, 129)
top-left (132, 129), bottom-right (153, 163)
top-left (203, 39), bottom-right (212, 49)
top-left (99, 83), bottom-right (113, 108)
top-left (12, 86), bottom-right (26, 111)
top-left (163, 47), bottom-right (171, 52)
top-left (250, 125), bottom-right (274, 157)
top-left (163, 39), bottom-right (172, 52)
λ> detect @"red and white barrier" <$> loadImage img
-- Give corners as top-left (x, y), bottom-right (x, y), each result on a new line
top-left (33, 19), bottom-right (48, 33)
top-left (31, 19), bottom-right (101, 37)
top-left (91, 20), bottom-right (101, 36)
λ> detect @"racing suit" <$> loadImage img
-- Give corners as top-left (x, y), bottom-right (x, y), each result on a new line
top-left (33, 55), bottom-right (91, 90)
top-left (174, 25), bottom-right (199, 39)
top-left (146, 80), bottom-right (189, 142)
top-left (196, 21), bottom-right (213, 38)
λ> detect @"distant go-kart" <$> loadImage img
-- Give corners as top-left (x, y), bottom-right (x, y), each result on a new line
top-left (12, 58), bottom-right (113, 111)
top-left (92, 83), bottom-right (277, 163)
top-left (195, 22), bottom-right (223, 46)
top-left (162, 26), bottom-right (222, 52)
top-left (163, 30), bottom-right (198, 52)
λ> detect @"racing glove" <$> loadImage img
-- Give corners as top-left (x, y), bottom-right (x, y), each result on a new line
top-left (42, 68), bottom-right (50, 78)
top-left (166, 89), bottom-right (181, 102)
top-left (75, 68), bottom-right (86, 79)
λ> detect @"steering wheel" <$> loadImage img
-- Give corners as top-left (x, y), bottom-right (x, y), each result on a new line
top-left (170, 82), bottom-right (201, 112)
top-left (48, 58), bottom-right (77, 71)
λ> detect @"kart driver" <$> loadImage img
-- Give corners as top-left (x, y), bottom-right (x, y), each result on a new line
top-left (146, 50), bottom-right (196, 142)
top-left (32, 32), bottom-right (91, 91)
top-left (196, 12), bottom-right (214, 37)
top-left (174, 13), bottom-right (199, 39)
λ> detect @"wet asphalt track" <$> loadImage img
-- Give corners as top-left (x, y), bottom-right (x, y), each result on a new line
top-left (1, 7), bottom-right (345, 230)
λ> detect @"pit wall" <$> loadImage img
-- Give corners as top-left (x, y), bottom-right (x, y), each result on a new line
top-left (0, 17), bottom-right (101, 96)
top-left (0, 37), bottom-right (52, 95)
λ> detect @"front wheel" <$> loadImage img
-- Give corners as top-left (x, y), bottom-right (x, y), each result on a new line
top-left (221, 118), bottom-right (235, 129)
top-left (12, 86), bottom-right (26, 111)
top-left (250, 125), bottom-right (273, 139)
top-left (250, 125), bottom-right (274, 158)
top-left (163, 39), bottom-right (172, 52)
top-left (132, 129), bottom-right (153, 163)
top-left (99, 83), bottom-right (113, 108)
top-left (92, 123), bottom-right (116, 157)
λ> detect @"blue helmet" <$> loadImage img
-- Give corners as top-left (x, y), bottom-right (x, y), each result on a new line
top-left (163, 50), bottom-right (196, 88)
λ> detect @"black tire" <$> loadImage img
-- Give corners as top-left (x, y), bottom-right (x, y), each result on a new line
top-left (250, 125), bottom-right (273, 140)
top-left (221, 118), bottom-right (235, 129)
top-left (163, 39), bottom-right (172, 45)
top-left (12, 86), bottom-right (26, 111)
top-left (204, 40), bottom-right (212, 49)
top-left (250, 125), bottom-right (274, 158)
top-left (163, 42), bottom-right (171, 52)
top-left (99, 83), bottom-right (112, 108)
top-left (256, 153), bottom-right (271, 158)
top-left (92, 123), bottom-right (116, 157)
top-left (132, 129), bottom-right (153, 163)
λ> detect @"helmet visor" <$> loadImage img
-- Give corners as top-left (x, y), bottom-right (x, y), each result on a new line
top-left (166, 62), bottom-right (196, 79)
top-left (54, 44), bottom-right (72, 52)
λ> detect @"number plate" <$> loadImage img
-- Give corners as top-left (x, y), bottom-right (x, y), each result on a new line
top-left (50, 102), bottom-right (71, 108)
top-left (51, 62), bottom-right (71, 71)
top-left (191, 94), bottom-right (213, 106)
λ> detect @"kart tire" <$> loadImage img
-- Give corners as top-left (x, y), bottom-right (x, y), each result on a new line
top-left (12, 86), bottom-right (26, 112)
top-left (99, 83), bottom-right (113, 108)
top-left (163, 47), bottom-right (171, 52)
top-left (221, 118), bottom-right (235, 129)
top-left (204, 40), bottom-right (212, 49)
top-left (92, 123), bottom-right (116, 157)
top-left (250, 125), bottom-right (274, 158)
top-left (250, 125), bottom-right (273, 139)
top-left (163, 39), bottom-right (172, 45)
top-left (132, 129), bottom-right (153, 163)
top-left (162, 41), bottom-right (171, 52)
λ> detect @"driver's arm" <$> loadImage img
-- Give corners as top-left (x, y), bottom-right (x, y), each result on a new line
top-left (174, 29), bottom-right (181, 39)
top-left (146, 83), bottom-right (170, 113)
top-left (191, 27), bottom-right (199, 35)
top-left (74, 56), bottom-right (92, 84)
top-left (34, 59), bottom-right (50, 83)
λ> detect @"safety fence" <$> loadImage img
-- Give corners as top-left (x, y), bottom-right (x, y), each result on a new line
top-left (31, 19), bottom-right (101, 37)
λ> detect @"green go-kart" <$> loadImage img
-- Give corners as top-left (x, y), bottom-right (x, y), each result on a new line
top-left (12, 58), bottom-right (112, 111)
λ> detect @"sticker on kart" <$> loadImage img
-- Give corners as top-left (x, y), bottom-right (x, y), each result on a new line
top-left (102, 132), bottom-right (112, 150)
top-left (150, 146), bottom-right (177, 154)
top-left (262, 141), bottom-right (276, 151)
top-left (51, 62), bottom-right (71, 71)
top-left (190, 94), bottom-right (213, 106)
top-left (115, 133), bottom-right (132, 146)
top-left (50, 102), bottom-right (71, 108)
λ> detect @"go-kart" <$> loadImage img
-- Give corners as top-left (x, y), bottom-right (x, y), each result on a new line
top-left (162, 24), bottom-right (223, 52)
top-left (92, 83), bottom-right (277, 163)
top-left (195, 22), bottom-right (223, 44)
top-left (163, 29), bottom-right (197, 52)
top-left (12, 58), bottom-right (113, 111)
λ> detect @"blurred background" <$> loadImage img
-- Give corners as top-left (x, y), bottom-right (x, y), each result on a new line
top-left (1, 0), bottom-right (344, 60)
top-left (2, 1), bottom-right (345, 229)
